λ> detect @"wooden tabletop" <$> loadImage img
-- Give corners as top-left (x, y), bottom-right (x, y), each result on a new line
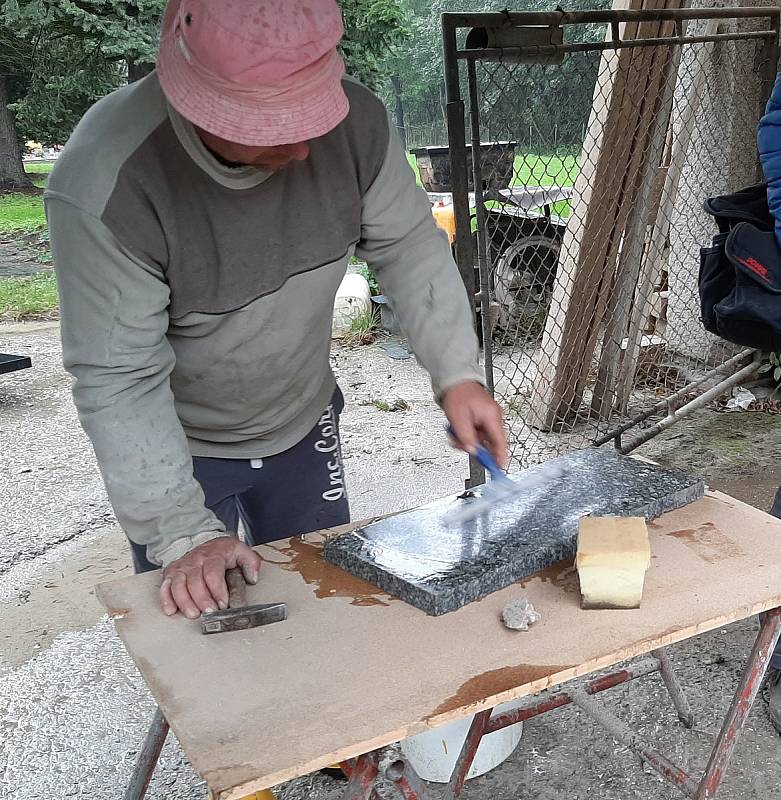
top-left (96, 490), bottom-right (781, 800)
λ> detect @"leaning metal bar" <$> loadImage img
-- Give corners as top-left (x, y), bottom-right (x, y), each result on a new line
top-left (484, 657), bottom-right (661, 733)
top-left (695, 607), bottom-right (781, 799)
top-left (444, 708), bottom-right (493, 799)
top-left (571, 689), bottom-right (699, 796)
top-left (441, 7), bottom-right (781, 31)
top-left (339, 752), bottom-right (380, 800)
top-left (653, 648), bottom-right (695, 728)
top-left (442, 14), bottom-right (474, 302)
top-left (442, 13), bottom-right (485, 489)
top-left (593, 349), bottom-right (756, 448)
top-left (385, 758), bottom-right (434, 800)
top-left (467, 59), bottom-right (495, 396)
top-left (457, 30), bottom-right (775, 62)
top-left (123, 707), bottom-right (169, 800)
top-left (617, 354), bottom-right (761, 454)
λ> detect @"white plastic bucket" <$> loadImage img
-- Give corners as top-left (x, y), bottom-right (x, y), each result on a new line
top-left (400, 699), bottom-right (525, 783)
top-left (332, 274), bottom-right (372, 338)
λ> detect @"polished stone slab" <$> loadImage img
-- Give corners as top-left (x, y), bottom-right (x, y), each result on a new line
top-left (324, 449), bottom-right (704, 615)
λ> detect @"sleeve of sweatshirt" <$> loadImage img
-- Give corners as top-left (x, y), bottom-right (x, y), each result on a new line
top-left (46, 194), bottom-right (228, 567)
top-left (758, 69), bottom-right (781, 248)
top-left (355, 129), bottom-right (484, 398)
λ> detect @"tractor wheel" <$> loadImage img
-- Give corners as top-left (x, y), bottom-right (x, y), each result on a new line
top-left (492, 235), bottom-right (560, 342)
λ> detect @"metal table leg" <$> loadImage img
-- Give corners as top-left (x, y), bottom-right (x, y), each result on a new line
top-left (124, 613), bottom-right (781, 800)
top-left (694, 607), bottom-right (781, 799)
top-left (653, 647), bottom-right (695, 728)
top-left (445, 708), bottom-right (493, 799)
top-left (123, 706), bottom-right (169, 800)
top-left (339, 752), bottom-right (380, 800)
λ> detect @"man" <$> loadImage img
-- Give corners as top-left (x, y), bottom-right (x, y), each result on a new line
top-left (46, 0), bottom-right (506, 620)
top-left (756, 74), bottom-right (781, 734)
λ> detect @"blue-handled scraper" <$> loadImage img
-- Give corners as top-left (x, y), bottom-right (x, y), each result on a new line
top-left (444, 425), bottom-right (569, 527)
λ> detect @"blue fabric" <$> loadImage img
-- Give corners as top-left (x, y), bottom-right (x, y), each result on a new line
top-left (771, 488), bottom-right (781, 670)
top-left (130, 389), bottom-right (349, 573)
top-left (757, 73), bottom-right (781, 670)
top-left (758, 70), bottom-right (781, 251)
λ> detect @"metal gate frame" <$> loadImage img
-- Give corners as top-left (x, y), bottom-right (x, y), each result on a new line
top-left (442, 7), bottom-right (781, 485)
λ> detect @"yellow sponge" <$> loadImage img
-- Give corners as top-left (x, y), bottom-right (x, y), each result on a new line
top-left (576, 516), bottom-right (651, 609)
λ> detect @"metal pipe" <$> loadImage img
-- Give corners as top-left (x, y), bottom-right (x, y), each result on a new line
top-left (593, 349), bottom-right (755, 447)
top-left (617, 354), bottom-right (761, 454)
top-left (442, 15), bottom-right (474, 303)
top-left (570, 689), bottom-right (699, 797)
top-left (457, 30), bottom-right (774, 62)
top-left (484, 658), bottom-right (661, 733)
top-left (123, 707), bottom-right (169, 800)
top-left (441, 8), bottom-right (781, 30)
top-left (385, 759), bottom-right (433, 800)
top-left (653, 649), bottom-right (695, 729)
top-left (444, 709), bottom-right (492, 799)
top-left (467, 59), bottom-right (495, 397)
top-left (339, 753), bottom-right (380, 800)
top-left (695, 607), bottom-right (781, 799)
top-left (442, 13), bottom-right (485, 490)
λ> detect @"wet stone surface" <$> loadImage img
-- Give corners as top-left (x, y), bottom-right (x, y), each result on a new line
top-left (324, 448), bottom-right (704, 615)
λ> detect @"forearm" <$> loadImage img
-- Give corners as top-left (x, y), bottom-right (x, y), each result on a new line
top-left (356, 131), bottom-right (483, 397)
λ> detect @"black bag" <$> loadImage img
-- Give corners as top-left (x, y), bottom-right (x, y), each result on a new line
top-left (699, 182), bottom-right (781, 352)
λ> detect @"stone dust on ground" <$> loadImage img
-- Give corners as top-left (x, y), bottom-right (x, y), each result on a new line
top-left (1, 321), bottom-right (780, 800)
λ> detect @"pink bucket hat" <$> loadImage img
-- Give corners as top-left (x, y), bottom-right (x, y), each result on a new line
top-left (157, 0), bottom-right (349, 146)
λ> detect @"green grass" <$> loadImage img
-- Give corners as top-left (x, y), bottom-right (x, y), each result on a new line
top-left (25, 160), bottom-right (55, 173)
top-left (0, 273), bottom-right (59, 320)
top-left (0, 192), bottom-right (46, 235)
top-left (341, 307), bottom-right (379, 346)
top-left (25, 160), bottom-right (54, 188)
top-left (0, 165), bottom-right (50, 234)
top-left (363, 397), bottom-right (410, 412)
top-left (407, 151), bottom-right (579, 191)
top-left (512, 154), bottom-right (579, 187)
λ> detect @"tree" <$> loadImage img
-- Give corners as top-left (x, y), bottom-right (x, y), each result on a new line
top-left (6, 0), bottom-right (165, 145)
top-left (0, 0), bottom-right (408, 187)
top-left (339, 0), bottom-right (408, 89)
top-left (0, 0), bottom-right (164, 186)
top-left (0, 22), bottom-right (35, 188)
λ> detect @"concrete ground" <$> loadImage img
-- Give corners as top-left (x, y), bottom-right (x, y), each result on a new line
top-left (1, 322), bottom-right (780, 800)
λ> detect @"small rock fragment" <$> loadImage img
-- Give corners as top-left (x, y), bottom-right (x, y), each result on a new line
top-left (502, 597), bottom-right (542, 631)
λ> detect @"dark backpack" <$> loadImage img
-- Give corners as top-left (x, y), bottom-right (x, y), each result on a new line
top-left (699, 182), bottom-right (781, 352)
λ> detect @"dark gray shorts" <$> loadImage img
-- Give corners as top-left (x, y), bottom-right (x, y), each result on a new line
top-left (131, 389), bottom-right (349, 573)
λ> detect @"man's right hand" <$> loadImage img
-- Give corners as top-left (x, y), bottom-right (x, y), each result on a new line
top-left (160, 537), bottom-right (263, 619)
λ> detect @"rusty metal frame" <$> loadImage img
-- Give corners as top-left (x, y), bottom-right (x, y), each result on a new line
top-left (122, 609), bottom-right (781, 799)
top-left (442, 7), bottom-right (781, 472)
top-left (123, 706), bottom-right (169, 800)
top-left (337, 607), bottom-right (781, 800)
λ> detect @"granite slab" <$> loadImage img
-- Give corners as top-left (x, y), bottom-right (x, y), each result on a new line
top-left (324, 448), bottom-right (704, 616)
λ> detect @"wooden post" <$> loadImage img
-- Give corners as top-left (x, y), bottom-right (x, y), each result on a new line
top-left (527, 0), bottom-right (681, 430)
top-left (614, 23), bottom-right (719, 413)
top-left (591, 29), bottom-right (682, 418)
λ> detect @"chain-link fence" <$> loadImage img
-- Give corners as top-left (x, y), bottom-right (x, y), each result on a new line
top-left (439, 8), bottom-right (779, 476)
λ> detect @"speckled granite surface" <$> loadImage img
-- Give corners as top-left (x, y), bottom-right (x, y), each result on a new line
top-left (324, 448), bottom-right (704, 615)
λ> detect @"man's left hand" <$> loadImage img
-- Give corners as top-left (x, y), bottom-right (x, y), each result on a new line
top-left (441, 381), bottom-right (508, 468)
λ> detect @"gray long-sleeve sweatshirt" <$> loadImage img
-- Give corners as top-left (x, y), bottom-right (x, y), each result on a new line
top-left (45, 72), bottom-right (482, 567)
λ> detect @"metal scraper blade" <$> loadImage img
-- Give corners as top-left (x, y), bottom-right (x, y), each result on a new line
top-left (443, 462), bottom-right (570, 528)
